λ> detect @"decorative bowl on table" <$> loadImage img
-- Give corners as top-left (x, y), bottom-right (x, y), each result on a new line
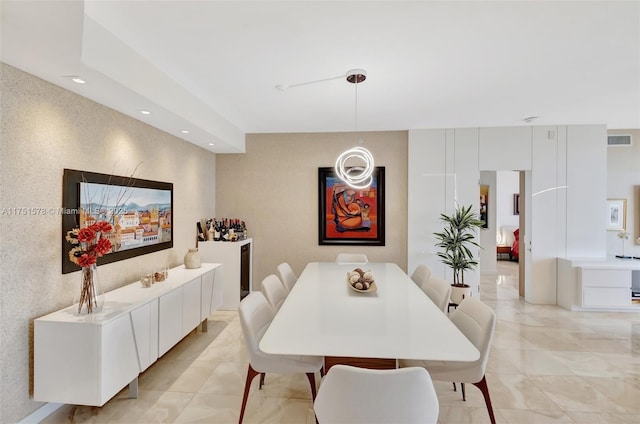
top-left (346, 268), bottom-right (377, 293)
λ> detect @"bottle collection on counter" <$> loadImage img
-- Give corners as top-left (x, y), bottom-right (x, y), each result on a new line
top-left (197, 218), bottom-right (247, 242)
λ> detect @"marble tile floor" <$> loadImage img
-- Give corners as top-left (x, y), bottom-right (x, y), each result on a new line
top-left (41, 261), bottom-right (640, 423)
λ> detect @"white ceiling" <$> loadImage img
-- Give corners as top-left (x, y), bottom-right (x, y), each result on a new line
top-left (2, 1), bottom-right (639, 153)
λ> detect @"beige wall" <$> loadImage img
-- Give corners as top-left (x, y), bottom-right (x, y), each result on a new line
top-left (216, 132), bottom-right (408, 289)
top-left (0, 64), bottom-right (216, 422)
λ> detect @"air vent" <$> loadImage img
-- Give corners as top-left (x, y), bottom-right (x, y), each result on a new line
top-left (607, 134), bottom-right (632, 146)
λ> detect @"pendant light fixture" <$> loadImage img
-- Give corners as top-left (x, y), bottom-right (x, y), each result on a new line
top-left (334, 69), bottom-right (374, 190)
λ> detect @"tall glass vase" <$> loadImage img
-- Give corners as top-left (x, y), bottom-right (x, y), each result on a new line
top-left (76, 264), bottom-right (104, 314)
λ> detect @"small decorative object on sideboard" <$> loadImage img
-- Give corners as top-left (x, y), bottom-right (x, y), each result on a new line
top-left (140, 273), bottom-right (153, 288)
top-left (184, 248), bottom-right (202, 269)
top-left (616, 230), bottom-right (632, 259)
top-left (347, 268), bottom-right (376, 292)
top-left (153, 267), bottom-right (168, 282)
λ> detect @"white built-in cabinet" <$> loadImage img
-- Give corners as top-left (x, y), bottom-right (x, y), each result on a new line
top-left (130, 300), bottom-right (158, 372)
top-left (558, 258), bottom-right (640, 311)
top-left (199, 239), bottom-right (252, 309)
top-left (34, 263), bottom-right (222, 406)
top-left (158, 288), bottom-right (183, 356)
top-left (581, 269), bottom-right (630, 307)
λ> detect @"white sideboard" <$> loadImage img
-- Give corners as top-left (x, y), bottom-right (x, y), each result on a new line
top-left (558, 258), bottom-right (640, 311)
top-left (199, 239), bottom-right (252, 309)
top-left (34, 263), bottom-right (222, 406)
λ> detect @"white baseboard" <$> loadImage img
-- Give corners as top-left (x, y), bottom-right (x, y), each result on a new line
top-left (19, 403), bottom-right (64, 424)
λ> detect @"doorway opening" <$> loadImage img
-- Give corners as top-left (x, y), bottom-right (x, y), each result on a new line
top-left (479, 170), bottom-right (525, 298)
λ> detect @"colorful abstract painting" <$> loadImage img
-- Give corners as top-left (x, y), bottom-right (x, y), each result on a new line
top-left (318, 167), bottom-right (385, 245)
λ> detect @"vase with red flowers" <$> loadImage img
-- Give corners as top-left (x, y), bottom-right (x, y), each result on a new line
top-left (66, 221), bottom-right (113, 314)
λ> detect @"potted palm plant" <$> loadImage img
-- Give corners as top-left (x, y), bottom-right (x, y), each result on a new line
top-left (433, 204), bottom-right (484, 305)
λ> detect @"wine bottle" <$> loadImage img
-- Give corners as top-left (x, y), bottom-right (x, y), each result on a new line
top-left (214, 219), bottom-right (221, 241)
top-left (196, 221), bottom-right (205, 242)
top-left (207, 219), bottom-right (214, 241)
top-left (222, 219), bottom-right (229, 241)
top-left (229, 218), bottom-right (236, 239)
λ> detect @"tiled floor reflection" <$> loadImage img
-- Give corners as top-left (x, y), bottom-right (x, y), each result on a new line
top-left (41, 261), bottom-right (640, 423)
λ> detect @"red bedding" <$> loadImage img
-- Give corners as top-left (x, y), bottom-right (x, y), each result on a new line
top-left (512, 228), bottom-right (520, 259)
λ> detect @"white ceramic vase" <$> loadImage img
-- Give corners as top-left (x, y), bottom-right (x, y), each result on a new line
top-left (184, 248), bottom-right (202, 269)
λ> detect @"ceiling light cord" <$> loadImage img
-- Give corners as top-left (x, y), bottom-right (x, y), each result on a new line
top-left (354, 78), bottom-right (359, 136)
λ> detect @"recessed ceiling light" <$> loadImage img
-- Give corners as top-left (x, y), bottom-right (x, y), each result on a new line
top-left (139, 110), bottom-right (151, 115)
top-left (180, 130), bottom-right (190, 134)
top-left (71, 77), bottom-right (86, 84)
top-left (208, 143), bottom-right (215, 146)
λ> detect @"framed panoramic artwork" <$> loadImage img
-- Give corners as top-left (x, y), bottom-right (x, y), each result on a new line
top-left (514, 193), bottom-right (520, 215)
top-left (606, 198), bottom-right (626, 231)
top-left (318, 166), bottom-right (385, 246)
top-left (62, 169), bottom-right (173, 274)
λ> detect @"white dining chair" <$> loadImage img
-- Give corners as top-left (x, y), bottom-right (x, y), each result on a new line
top-left (420, 275), bottom-right (452, 313)
top-left (314, 365), bottom-right (439, 424)
top-left (399, 297), bottom-right (497, 424)
top-left (260, 274), bottom-right (288, 312)
top-left (410, 263), bottom-right (431, 286)
top-left (276, 262), bottom-right (297, 293)
top-left (238, 292), bottom-right (323, 424)
top-left (335, 253), bottom-right (368, 264)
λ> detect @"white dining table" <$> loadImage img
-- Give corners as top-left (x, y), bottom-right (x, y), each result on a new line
top-left (259, 262), bottom-right (479, 367)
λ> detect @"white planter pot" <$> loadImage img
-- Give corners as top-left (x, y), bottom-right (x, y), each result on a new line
top-left (450, 285), bottom-right (472, 305)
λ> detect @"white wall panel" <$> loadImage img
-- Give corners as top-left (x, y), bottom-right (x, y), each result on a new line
top-left (530, 126), bottom-right (561, 304)
top-left (556, 127), bottom-right (568, 259)
top-left (453, 128), bottom-right (481, 294)
top-left (453, 128), bottom-right (480, 207)
top-left (566, 125), bottom-right (607, 257)
top-left (443, 129), bottom-right (457, 284)
top-left (445, 129), bottom-right (457, 216)
top-left (479, 127), bottom-right (532, 170)
top-left (408, 130), bottom-right (447, 277)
